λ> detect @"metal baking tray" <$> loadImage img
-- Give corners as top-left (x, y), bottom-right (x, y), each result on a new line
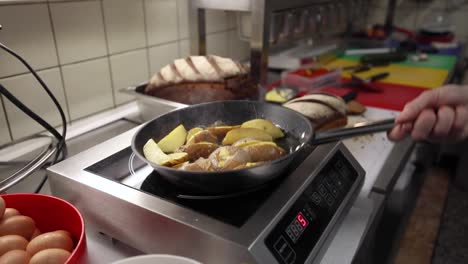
top-left (120, 83), bottom-right (188, 122)
top-left (121, 82), bottom-right (262, 122)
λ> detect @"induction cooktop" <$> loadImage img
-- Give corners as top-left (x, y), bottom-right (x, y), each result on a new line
top-left (48, 125), bottom-right (364, 264)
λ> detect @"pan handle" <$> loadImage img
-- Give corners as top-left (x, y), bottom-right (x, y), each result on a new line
top-left (312, 118), bottom-right (395, 145)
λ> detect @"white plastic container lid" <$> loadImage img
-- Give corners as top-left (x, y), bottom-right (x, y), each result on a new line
top-left (112, 254), bottom-right (203, 264)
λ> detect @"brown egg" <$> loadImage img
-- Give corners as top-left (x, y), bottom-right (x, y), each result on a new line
top-left (53, 230), bottom-right (73, 240)
top-left (0, 215), bottom-right (35, 239)
top-left (0, 197), bottom-right (5, 219)
top-left (0, 235), bottom-right (28, 255)
top-left (31, 228), bottom-right (42, 240)
top-left (27, 231), bottom-right (74, 255)
top-left (0, 250), bottom-right (31, 264)
top-left (29, 248), bottom-right (71, 264)
top-left (3, 208), bottom-right (20, 219)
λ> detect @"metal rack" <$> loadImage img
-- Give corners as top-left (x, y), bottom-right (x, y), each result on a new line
top-left (189, 0), bottom-right (369, 84)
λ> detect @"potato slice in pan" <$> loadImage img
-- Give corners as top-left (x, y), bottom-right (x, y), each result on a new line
top-left (161, 152), bottom-right (189, 167)
top-left (186, 127), bottom-right (203, 142)
top-left (241, 142), bottom-right (285, 162)
top-left (233, 161), bottom-right (265, 170)
top-left (206, 125), bottom-right (240, 140)
top-left (222, 128), bottom-right (273, 145)
top-left (241, 119), bottom-right (284, 139)
top-left (187, 130), bottom-right (218, 145)
top-left (158, 124), bottom-right (187, 153)
top-left (232, 137), bottom-right (276, 148)
top-left (143, 139), bottom-right (169, 165)
top-left (183, 142), bottom-right (219, 161)
top-left (208, 146), bottom-right (252, 170)
top-left (143, 139), bottom-right (188, 166)
top-left (179, 158), bottom-right (215, 171)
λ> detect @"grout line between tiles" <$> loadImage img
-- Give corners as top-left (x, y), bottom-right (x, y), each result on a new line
top-left (0, 95), bottom-right (14, 142)
top-left (99, 0), bottom-right (117, 108)
top-left (175, 0), bottom-right (183, 58)
top-left (141, 0), bottom-right (152, 78)
top-left (46, 1), bottom-right (72, 124)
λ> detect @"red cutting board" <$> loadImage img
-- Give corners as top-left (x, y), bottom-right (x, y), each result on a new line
top-left (320, 79), bottom-right (425, 111)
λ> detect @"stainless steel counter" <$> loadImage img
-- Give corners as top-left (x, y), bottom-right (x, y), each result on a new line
top-left (45, 107), bottom-right (414, 263)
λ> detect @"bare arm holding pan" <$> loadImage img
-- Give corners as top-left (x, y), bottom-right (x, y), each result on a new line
top-left (388, 85), bottom-right (468, 142)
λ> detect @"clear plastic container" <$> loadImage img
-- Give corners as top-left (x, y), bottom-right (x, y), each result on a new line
top-left (281, 68), bottom-right (341, 93)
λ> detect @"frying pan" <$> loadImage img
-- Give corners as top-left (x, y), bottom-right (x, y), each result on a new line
top-left (132, 101), bottom-right (394, 195)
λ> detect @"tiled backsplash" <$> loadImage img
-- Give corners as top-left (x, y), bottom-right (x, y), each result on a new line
top-left (0, 0), bottom-right (250, 144)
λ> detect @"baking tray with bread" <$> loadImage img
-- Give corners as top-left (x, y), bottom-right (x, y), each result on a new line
top-left (121, 54), bottom-right (366, 129)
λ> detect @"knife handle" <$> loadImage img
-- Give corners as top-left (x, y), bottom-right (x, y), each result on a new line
top-left (341, 91), bottom-right (358, 102)
top-left (369, 72), bottom-right (389, 82)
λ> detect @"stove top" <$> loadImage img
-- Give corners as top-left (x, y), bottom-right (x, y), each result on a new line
top-left (48, 123), bottom-right (365, 264)
top-left (85, 145), bottom-right (315, 227)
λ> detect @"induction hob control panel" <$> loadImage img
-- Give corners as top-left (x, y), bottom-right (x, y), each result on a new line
top-left (265, 151), bottom-right (358, 264)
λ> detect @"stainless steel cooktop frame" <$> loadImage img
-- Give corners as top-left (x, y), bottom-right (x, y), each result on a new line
top-left (47, 126), bottom-right (364, 264)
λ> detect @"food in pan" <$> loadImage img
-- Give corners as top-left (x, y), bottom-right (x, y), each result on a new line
top-left (222, 128), bottom-right (273, 145)
top-left (145, 55), bottom-right (257, 104)
top-left (142, 119), bottom-right (286, 171)
top-left (240, 119), bottom-right (285, 139)
top-left (283, 93), bottom-right (348, 130)
top-left (157, 124), bottom-right (187, 153)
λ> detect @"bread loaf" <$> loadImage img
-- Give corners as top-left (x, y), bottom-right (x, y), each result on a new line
top-left (145, 55), bottom-right (257, 104)
top-left (283, 93), bottom-right (348, 130)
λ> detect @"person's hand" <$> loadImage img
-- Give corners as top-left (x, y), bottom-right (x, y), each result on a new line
top-left (388, 85), bottom-right (468, 142)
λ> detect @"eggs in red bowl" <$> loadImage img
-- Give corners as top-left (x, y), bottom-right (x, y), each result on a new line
top-left (0, 193), bottom-right (86, 264)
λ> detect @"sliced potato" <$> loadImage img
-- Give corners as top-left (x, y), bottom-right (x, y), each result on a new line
top-left (187, 130), bottom-right (218, 145)
top-left (186, 127), bottom-right (203, 142)
top-left (222, 128), bottom-right (273, 145)
top-left (184, 142), bottom-right (219, 161)
top-left (241, 119), bottom-right (284, 139)
top-left (179, 158), bottom-right (215, 171)
top-left (173, 161), bottom-right (189, 169)
top-left (241, 142), bottom-right (286, 162)
top-left (233, 161), bottom-right (265, 170)
top-left (143, 139), bottom-right (188, 166)
top-left (161, 152), bottom-right (189, 166)
top-left (143, 139), bottom-right (170, 165)
top-left (232, 137), bottom-right (276, 148)
top-left (158, 124), bottom-right (187, 153)
top-left (208, 146), bottom-right (252, 170)
top-left (206, 125), bottom-right (240, 139)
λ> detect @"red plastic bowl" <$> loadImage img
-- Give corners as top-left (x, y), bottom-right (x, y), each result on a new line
top-left (1, 193), bottom-right (86, 264)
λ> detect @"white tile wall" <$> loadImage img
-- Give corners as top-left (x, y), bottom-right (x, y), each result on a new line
top-left (148, 42), bottom-right (179, 74)
top-left (62, 58), bottom-right (113, 120)
top-left (1, 68), bottom-right (68, 140)
top-left (110, 49), bottom-right (149, 105)
top-left (0, 4), bottom-right (58, 78)
top-left (102, 0), bottom-right (146, 54)
top-left (207, 31), bottom-right (229, 57)
top-left (0, 1), bottom-right (244, 143)
top-left (0, 100), bottom-right (11, 145)
top-left (145, 0), bottom-right (179, 45)
top-left (50, 1), bottom-right (107, 64)
top-left (176, 0), bottom-right (189, 39)
top-left (179, 39), bottom-right (191, 58)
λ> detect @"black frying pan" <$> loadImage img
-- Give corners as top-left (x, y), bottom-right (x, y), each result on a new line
top-left (132, 101), bottom-right (394, 194)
